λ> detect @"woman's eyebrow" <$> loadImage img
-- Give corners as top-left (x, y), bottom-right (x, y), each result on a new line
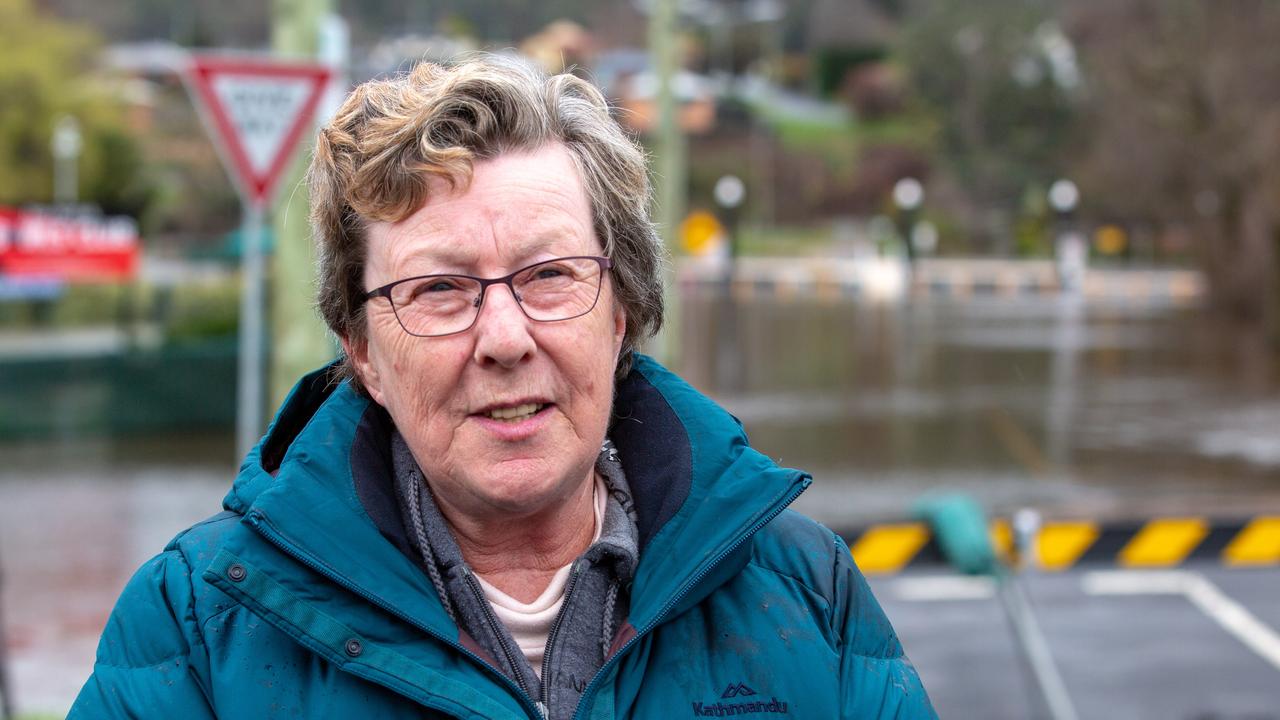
top-left (405, 234), bottom-right (573, 273)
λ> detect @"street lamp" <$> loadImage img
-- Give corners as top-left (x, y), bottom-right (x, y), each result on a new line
top-left (52, 115), bottom-right (82, 206)
top-left (1048, 179), bottom-right (1085, 292)
top-left (714, 173), bottom-right (745, 261)
top-left (893, 177), bottom-right (924, 212)
top-left (712, 173), bottom-right (746, 393)
top-left (893, 177), bottom-right (924, 265)
top-left (1048, 179), bottom-right (1079, 215)
top-left (713, 173), bottom-right (746, 277)
top-left (714, 173), bottom-right (746, 210)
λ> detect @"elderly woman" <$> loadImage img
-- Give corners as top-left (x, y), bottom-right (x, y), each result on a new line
top-left (71, 56), bottom-right (935, 719)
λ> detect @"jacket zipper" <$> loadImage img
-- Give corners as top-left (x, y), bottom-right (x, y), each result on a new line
top-left (244, 510), bottom-right (545, 720)
top-left (460, 566), bottom-right (539, 709)
top-left (569, 473), bottom-right (809, 720)
top-left (539, 560), bottom-right (585, 714)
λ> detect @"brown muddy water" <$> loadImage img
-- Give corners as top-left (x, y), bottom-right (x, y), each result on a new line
top-left (680, 293), bottom-right (1280, 525)
top-left (2, 293), bottom-right (1278, 714)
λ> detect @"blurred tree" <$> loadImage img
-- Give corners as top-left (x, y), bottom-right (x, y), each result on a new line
top-left (337, 0), bottom-right (597, 46)
top-left (0, 0), bottom-right (94, 203)
top-left (84, 127), bottom-right (153, 219)
top-left (0, 0), bottom-right (155, 219)
top-left (41, 0), bottom-right (269, 46)
top-left (1066, 0), bottom-right (1280, 331)
top-left (896, 0), bottom-right (1078, 253)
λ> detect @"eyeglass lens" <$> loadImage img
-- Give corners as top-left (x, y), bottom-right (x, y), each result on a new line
top-left (387, 257), bottom-right (605, 337)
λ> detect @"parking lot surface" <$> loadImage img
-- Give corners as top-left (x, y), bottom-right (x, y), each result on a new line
top-left (873, 565), bottom-right (1280, 719)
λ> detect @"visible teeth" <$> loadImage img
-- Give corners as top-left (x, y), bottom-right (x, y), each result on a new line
top-left (487, 403), bottom-right (542, 421)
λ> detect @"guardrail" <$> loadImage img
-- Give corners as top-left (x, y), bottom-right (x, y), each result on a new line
top-left (679, 258), bottom-right (1206, 305)
top-left (841, 516), bottom-right (1280, 575)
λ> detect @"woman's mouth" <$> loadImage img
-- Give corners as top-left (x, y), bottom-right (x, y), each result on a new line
top-left (484, 403), bottom-right (548, 422)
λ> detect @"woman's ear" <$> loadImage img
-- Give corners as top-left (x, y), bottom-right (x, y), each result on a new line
top-left (612, 301), bottom-right (627, 361)
top-left (341, 335), bottom-right (385, 406)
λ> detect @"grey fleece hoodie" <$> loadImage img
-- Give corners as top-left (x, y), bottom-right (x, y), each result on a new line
top-left (391, 432), bottom-right (639, 720)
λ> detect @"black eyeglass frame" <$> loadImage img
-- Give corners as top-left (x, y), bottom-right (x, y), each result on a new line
top-left (363, 255), bottom-right (613, 338)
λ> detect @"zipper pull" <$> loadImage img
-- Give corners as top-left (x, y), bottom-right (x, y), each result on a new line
top-left (535, 700), bottom-right (548, 719)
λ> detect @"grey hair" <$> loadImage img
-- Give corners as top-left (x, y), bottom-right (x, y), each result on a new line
top-left (308, 53), bottom-right (665, 392)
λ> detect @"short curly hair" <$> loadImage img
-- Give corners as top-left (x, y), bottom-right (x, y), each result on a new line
top-left (308, 54), bottom-right (664, 392)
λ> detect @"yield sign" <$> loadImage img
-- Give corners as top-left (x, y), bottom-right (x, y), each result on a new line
top-left (185, 55), bottom-right (332, 208)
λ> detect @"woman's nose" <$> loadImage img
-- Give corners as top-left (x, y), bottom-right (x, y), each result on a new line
top-left (471, 282), bottom-right (536, 368)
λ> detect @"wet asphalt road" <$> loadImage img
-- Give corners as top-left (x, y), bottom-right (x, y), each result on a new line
top-left (872, 564), bottom-right (1280, 720)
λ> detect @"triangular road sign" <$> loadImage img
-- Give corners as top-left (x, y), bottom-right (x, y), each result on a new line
top-left (186, 55), bottom-right (332, 209)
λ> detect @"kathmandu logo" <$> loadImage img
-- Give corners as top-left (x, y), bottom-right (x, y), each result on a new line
top-left (691, 682), bottom-right (789, 716)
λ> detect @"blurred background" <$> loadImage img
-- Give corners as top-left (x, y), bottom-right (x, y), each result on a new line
top-left (1, 0), bottom-right (1278, 717)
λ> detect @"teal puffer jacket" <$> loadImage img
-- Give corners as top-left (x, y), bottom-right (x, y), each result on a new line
top-left (70, 355), bottom-right (936, 719)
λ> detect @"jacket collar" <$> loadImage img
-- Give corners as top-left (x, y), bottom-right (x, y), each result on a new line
top-left (223, 365), bottom-right (460, 642)
top-left (615, 356), bottom-right (810, 628)
top-left (224, 355), bottom-right (810, 634)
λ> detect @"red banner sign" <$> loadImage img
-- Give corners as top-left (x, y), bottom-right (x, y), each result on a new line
top-left (0, 207), bottom-right (139, 281)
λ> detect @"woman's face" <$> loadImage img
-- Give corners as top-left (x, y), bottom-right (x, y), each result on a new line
top-left (346, 143), bottom-right (626, 525)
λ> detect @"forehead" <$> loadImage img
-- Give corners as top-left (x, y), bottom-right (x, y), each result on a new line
top-left (364, 143), bottom-right (598, 278)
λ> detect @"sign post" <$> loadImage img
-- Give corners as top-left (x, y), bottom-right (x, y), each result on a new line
top-left (184, 55), bottom-right (331, 461)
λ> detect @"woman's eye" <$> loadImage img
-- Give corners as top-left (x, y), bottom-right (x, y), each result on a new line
top-left (408, 278), bottom-right (465, 299)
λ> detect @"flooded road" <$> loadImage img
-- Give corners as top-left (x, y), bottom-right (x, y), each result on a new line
top-left (0, 435), bottom-right (230, 714)
top-left (2, 291), bottom-right (1278, 714)
top-left (678, 292), bottom-right (1280, 524)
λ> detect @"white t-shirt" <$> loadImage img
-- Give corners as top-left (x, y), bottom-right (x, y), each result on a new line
top-left (474, 475), bottom-right (607, 678)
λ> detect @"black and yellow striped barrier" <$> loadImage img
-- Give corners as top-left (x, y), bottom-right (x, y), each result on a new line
top-left (841, 517), bottom-right (1280, 575)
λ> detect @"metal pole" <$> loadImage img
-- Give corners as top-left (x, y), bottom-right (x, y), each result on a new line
top-left (0, 548), bottom-right (13, 720)
top-left (1000, 510), bottom-right (1079, 720)
top-left (715, 204), bottom-right (742, 393)
top-left (236, 204), bottom-right (266, 461)
top-left (714, 175), bottom-right (745, 393)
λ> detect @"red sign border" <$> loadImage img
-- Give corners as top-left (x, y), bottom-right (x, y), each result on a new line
top-left (185, 55), bottom-right (332, 209)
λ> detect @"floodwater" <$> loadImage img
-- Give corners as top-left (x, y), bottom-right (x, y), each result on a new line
top-left (0, 435), bottom-right (231, 713)
top-left (2, 291), bottom-right (1279, 714)
top-left (680, 292), bottom-right (1280, 525)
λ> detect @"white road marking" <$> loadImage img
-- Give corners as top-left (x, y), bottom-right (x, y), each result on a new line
top-left (891, 575), bottom-right (997, 601)
top-left (1084, 570), bottom-right (1280, 672)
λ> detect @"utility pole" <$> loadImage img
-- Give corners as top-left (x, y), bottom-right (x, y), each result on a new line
top-left (270, 0), bottom-right (342, 407)
top-left (648, 0), bottom-right (686, 369)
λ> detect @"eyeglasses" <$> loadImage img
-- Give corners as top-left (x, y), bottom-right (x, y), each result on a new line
top-left (364, 255), bottom-right (613, 337)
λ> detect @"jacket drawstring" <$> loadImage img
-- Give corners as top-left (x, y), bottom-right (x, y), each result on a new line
top-left (401, 475), bottom-right (458, 625)
top-left (601, 580), bottom-right (619, 658)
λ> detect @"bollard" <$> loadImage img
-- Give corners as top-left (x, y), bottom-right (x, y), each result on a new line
top-left (915, 495), bottom-right (1078, 720)
top-left (913, 494), bottom-right (998, 575)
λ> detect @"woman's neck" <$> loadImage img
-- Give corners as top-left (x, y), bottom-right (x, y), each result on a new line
top-left (439, 473), bottom-right (597, 603)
